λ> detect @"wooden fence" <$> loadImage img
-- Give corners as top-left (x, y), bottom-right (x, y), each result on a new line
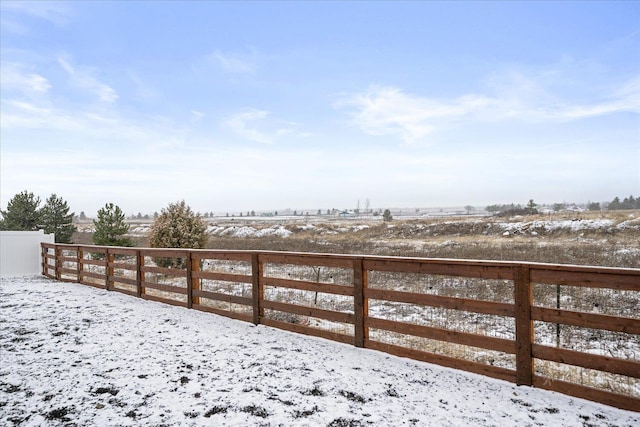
top-left (41, 243), bottom-right (640, 412)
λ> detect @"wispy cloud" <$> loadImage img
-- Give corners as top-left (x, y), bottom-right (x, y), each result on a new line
top-left (337, 74), bottom-right (639, 144)
top-left (222, 109), bottom-right (303, 144)
top-left (336, 86), bottom-right (493, 143)
top-left (127, 70), bottom-right (159, 100)
top-left (57, 56), bottom-right (119, 103)
top-left (0, 17), bottom-right (29, 35)
top-left (192, 48), bottom-right (261, 76)
top-left (190, 110), bottom-right (205, 123)
top-left (0, 62), bottom-right (51, 94)
top-left (1, 97), bottom-right (186, 150)
top-left (211, 50), bottom-right (256, 74)
top-left (0, 1), bottom-right (72, 26)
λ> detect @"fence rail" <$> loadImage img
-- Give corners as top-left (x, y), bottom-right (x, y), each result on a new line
top-left (41, 243), bottom-right (640, 412)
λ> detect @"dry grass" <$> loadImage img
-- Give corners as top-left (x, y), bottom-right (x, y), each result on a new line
top-left (63, 210), bottom-right (640, 398)
top-left (71, 210), bottom-right (640, 268)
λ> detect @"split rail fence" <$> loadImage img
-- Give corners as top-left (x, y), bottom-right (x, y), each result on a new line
top-left (41, 243), bottom-right (639, 412)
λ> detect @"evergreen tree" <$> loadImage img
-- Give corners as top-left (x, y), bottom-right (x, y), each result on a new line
top-left (93, 203), bottom-right (133, 247)
top-left (383, 209), bottom-right (393, 222)
top-left (0, 190), bottom-right (41, 231)
top-left (622, 195), bottom-right (637, 209)
top-left (608, 197), bottom-right (622, 210)
top-left (40, 194), bottom-right (76, 243)
top-left (525, 199), bottom-right (538, 215)
top-left (148, 200), bottom-right (207, 268)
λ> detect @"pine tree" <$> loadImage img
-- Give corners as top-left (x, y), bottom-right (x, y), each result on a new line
top-left (40, 194), bottom-right (76, 243)
top-left (0, 190), bottom-right (41, 231)
top-left (383, 209), bottom-right (393, 222)
top-left (608, 197), bottom-right (622, 210)
top-left (525, 199), bottom-right (538, 215)
top-left (148, 200), bottom-right (207, 268)
top-left (93, 203), bottom-right (133, 247)
top-left (622, 195), bottom-right (637, 209)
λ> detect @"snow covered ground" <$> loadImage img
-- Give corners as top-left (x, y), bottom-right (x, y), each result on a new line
top-left (1, 276), bottom-right (638, 426)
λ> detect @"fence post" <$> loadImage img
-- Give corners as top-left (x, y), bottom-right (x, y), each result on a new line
top-left (41, 244), bottom-right (46, 276)
top-left (77, 247), bottom-right (83, 284)
top-left (191, 253), bottom-right (201, 307)
top-left (45, 245), bottom-right (51, 277)
top-left (136, 250), bottom-right (142, 298)
top-left (252, 253), bottom-right (263, 325)
top-left (514, 265), bottom-right (533, 386)
top-left (55, 246), bottom-right (62, 281)
top-left (186, 252), bottom-right (194, 309)
top-left (105, 248), bottom-right (113, 291)
top-left (44, 245), bottom-right (51, 278)
top-left (353, 258), bottom-right (368, 348)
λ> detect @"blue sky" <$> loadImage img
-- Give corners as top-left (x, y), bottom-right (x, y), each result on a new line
top-left (1, 1), bottom-right (639, 216)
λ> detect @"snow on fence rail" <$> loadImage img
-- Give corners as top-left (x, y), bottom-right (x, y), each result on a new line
top-left (41, 243), bottom-right (640, 412)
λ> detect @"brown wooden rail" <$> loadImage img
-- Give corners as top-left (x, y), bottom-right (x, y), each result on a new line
top-left (41, 243), bottom-right (640, 412)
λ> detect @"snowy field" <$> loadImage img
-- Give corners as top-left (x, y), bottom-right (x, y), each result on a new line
top-left (1, 277), bottom-right (638, 427)
top-left (115, 216), bottom-right (639, 239)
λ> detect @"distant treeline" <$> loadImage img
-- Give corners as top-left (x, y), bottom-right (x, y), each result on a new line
top-left (607, 195), bottom-right (640, 210)
top-left (485, 204), bottom-right (538, 217)
top-left (486, 195), bottom-right (640, 216)
top-left (486, 200), bottom-right (539, 217)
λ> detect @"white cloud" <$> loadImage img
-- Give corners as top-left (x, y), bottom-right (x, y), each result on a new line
top-left (0, 1), bottom-right (72, 26)
top-left (338, 75), bottom-right (639, 143)
top-left (1, 99), bottom-right (84, 131)
top-left (224, 110), bottom-right (273, 144)
top-left (57, 57), bottom-right (119, 103)
top-left (0, 17), bottom-right (29, 35)
top-left (190, 110), bottom-right (205, 122)
top-left (0, 63), bottom-right (51, 94)
top-left (208, 50), bottom-right (256, 74)
top-left (1, 97), bottom-right (187, 151)
top-left (337, 86), bottom-right (493, 143)
top-left (127, 70), bottom-right (158, 100)
top-left (223, 109), bottom-right (303, 144)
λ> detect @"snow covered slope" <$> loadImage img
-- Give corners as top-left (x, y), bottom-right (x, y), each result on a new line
top-left (1, 276), bottom-right (638, 426)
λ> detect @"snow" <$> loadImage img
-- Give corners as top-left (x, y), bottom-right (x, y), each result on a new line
top-left (255, 226), bottom-right (293, 238)
top-left (130, 225), bottom-right (150, 234)
top-left (297, 225), bottom-right (317, 231)
top-left (218, 226), bottom-right (259, 238)
top-left (76, 216), bottom-right (640, 241)
top-left (1, 276), bottom-right (638, 426)
top-left (498, 219), bottom-right (617, 235)
top-left (209, 225), bottom-right (293, 238)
